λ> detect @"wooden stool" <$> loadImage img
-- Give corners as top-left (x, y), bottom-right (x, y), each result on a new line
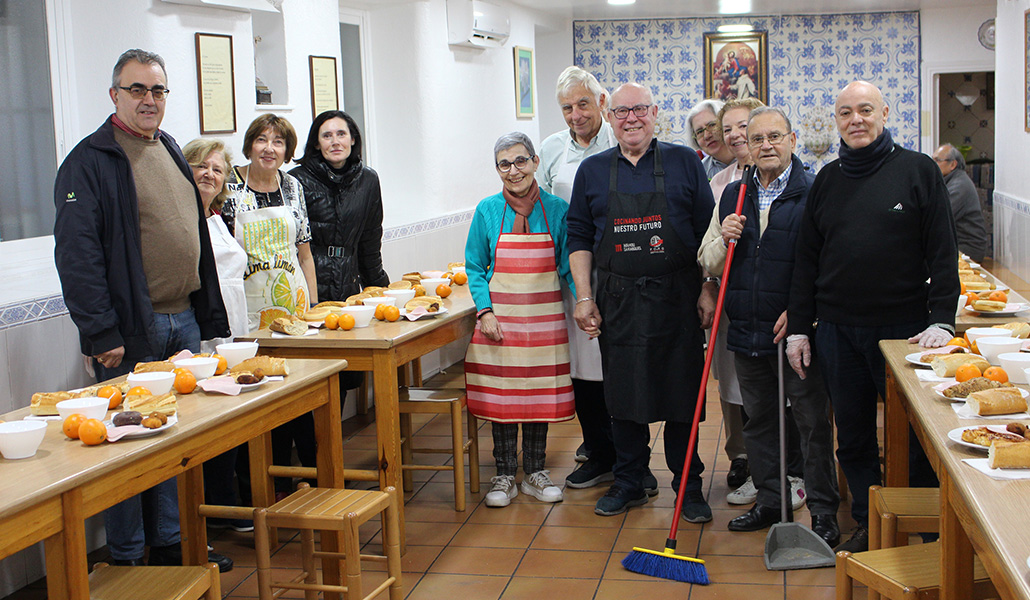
top-left (835, 542), bottom-right (995, 599)
top-left (398, 387), bottom-right (480, 511)
top-left (254, 484), bottom-right (403, 600)
top-left (869, 485), bottom-right (940, 551)
top-left (89, 562), bottom-right (221, 600)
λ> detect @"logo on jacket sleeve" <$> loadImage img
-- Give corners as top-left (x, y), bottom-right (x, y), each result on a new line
top-left (66, 192), bottom-right (76, 202)
top-left (890, 202), bottom-right (904, 213)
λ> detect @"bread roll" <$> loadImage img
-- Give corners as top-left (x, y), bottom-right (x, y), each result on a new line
top-left (363, 286), bottom-right (386, 297)
top-left (270, 316), bottom-right (308, 336)
top-left (346, 292), bottom-right (371, 306)
top-left (30, 391), bottom-right (75, 416)
top-left (124, 392), bottom-right (177, 417)
top-left (133, 360), bottom-right (176, 373)
top-left (402, 272), bottom-right (422, 283)
top-left (973, 300), bottom-right (1006, 312)
top-left (988, 439), bottom-right (1030, 469)
top-left (405, 296), bottom-right (442, 312)
top-left (942, 377), bottom-right (1014, 399)
top-left (447, 261), bottom-right (465, 270)
top-left (919, 346), bottom-right (967, 363)
top-left (967, 388), bottom-right (1028, 416)
top-left (302, 307), bottom-right (331, 322)
top-left (961, 426), bottom-right (1025, 447)
top-left (388, 281), bottom-right (412, 290)
top-left (313, 300), bottom-right (345, 308)
top-left (994, 322), bottom-right (1030, 339)
top-left (230, 356), bottom-right (289, 376)
top-left (930, 354), bottom-right (990, 378)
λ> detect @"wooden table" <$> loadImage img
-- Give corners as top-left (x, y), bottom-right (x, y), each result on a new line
top-left (0, 358), bottom-right (349, 600)
top-left (242, 285), bottom-right (477, 549)
top-left (881, 339), bottom-right (1030, 600)
top-left (956, 269), bottom-right (1029, 332)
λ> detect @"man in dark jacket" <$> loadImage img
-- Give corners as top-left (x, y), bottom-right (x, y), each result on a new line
top-left (933, 143), bottom-right (988, 262)
top-left (53, 49), bottom-right (231, 571)
top-left (700, 107), bottom-right (840, 547)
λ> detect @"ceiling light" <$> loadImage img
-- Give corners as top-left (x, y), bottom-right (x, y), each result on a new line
top-left (608, 0), bottom-right (636, 5)
top-left (718, 0), bottom-right (751, 14)
top-left (717, 24), bottom-right (754, 33)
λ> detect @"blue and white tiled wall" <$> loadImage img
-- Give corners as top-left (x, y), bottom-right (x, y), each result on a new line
top-left (573, 11), bottom-right (921, 170)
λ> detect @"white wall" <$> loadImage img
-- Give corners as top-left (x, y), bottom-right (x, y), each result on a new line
top-left (920, 5), bottom-right (996, 151)
top-left (534, 19), bottom-right (576, 141)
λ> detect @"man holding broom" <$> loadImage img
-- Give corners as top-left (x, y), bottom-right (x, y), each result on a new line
top-left (567, 82), bottom-right (717, 521)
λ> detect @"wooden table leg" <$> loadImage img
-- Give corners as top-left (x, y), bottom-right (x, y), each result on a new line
top-left (883, 364), bottom-right (909, 487)
top-left (44, 488), bottom-right (88, 600)
top-left (315, 373), bottom-right (346, 600)
top-left (249, 431), bottom-right (276, 543)
top-left (178, 468), bottom-right (207, 566)
top-left (373, 350), bottom-right (406, 553)
top-left (940, 469), bottom-right (974, 600)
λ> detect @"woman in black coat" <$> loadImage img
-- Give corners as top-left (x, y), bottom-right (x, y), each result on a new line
top-left (290, 111), bottom-right (389, 302)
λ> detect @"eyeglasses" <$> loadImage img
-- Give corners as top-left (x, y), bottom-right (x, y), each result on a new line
top-left (496, 155), bottom-right (534, 172)
top-left (610, 104), bottom-right (652, 120)
top-left (118, 85), bottom-right (170, 100)
top-left (748, 132), bottom-right (789, 147)
top-left (693, 121), bottom-right (720, 139)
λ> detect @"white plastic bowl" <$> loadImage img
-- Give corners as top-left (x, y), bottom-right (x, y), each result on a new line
top-left (420, 270), bottom-right (446, 279)
top-left (56, 397), bottom-right (109, 422)
top-left (966, 327), bottom-right (1013, 345)
top-left (215, 341), bottom-right (259, 368)
top-left (126, 371), bottom-right (176, 395)
top-left (999, 352), bottom-right (1030, 384)
top-left (339, 305), bottom-right (376, 328)
top-left (451, 266), bottom-right (466, 273)
top-left (420, 278), bottom-right (451, 294)
top-left (0, 421), bottom-right (48, 459)
top-left (975, 337), bottom-right (1025, 365)
top-left (361, 296), bottom-right (396, 308)
top-left (173, 356), bottom-right (219, 380)
top-left (384, 289), bottom-right (416, 305)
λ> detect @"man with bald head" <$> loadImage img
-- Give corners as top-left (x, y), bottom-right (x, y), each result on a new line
top-left (568, 83), bottom-right (717, 521)
top-left (786, 81), bottom-right (960, 552)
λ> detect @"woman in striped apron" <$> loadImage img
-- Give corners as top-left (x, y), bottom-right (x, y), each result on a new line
top-left (465, 132), bottom-right (576, 508)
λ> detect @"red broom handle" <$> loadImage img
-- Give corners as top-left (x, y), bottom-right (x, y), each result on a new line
top-left (668, 165), bottom-right (751, 543)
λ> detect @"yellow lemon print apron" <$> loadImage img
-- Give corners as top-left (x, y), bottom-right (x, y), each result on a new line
top-left (235, 203), bottom-right (309, 332)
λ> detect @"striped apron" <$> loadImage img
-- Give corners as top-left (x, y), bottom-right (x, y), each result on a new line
top-left (465, 204), bottom-right (575, 423)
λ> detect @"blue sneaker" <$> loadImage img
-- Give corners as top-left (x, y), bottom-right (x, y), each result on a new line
top-left (643, 471), bottom-right (659, 497)
top-left (594, 486), bottom-right (648, 516)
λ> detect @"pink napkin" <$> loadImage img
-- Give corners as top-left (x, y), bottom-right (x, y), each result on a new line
top-left (169, 349), bottom-right (193, 362)
top-left (404, 307), bottom-right (429, 321)
top-left (106, 424), bottom-right (152, 442)
top-left (199, 376), bottom-right (243, 396)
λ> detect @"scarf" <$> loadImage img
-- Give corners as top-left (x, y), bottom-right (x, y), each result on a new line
top-left (501, 179), bottom-right (540, 234)
top-left (838, 129), bottom-right (894, 178)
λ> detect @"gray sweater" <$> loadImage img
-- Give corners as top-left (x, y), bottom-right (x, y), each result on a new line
top-left (944, 168), bottom-right (988, 262)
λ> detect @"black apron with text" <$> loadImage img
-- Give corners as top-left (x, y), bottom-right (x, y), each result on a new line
top-left (595, 144), bottom-right (705, 424)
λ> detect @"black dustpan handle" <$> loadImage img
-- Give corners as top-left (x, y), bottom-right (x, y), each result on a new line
top-left (778, 338), bottom-right (789, 523)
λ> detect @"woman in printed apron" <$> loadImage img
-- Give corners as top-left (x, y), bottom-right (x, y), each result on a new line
top-left (221, 114), bottom-right (319, 497)
top-left (184, 138), bottom-right (253, 531)
top-left (465, 132), bottom-right (576, 508)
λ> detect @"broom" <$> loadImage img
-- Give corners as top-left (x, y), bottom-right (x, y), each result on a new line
top-left (622, 165), bottom-right (753, 585)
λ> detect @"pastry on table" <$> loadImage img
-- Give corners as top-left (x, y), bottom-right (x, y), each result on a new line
top-left (230, 356), bottom-right (288, 376)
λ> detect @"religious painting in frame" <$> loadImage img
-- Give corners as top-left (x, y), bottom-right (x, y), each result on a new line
top-left (704, 30), bottom-right (768, 104)
top-left (514, 46), bottom-right (535, 118)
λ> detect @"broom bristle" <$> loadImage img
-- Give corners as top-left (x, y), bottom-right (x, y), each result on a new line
top-left (622, 548), bottom-right (710, 585)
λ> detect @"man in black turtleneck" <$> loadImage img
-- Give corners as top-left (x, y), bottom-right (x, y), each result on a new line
top-left (784, 81), bottom-right (960, 553)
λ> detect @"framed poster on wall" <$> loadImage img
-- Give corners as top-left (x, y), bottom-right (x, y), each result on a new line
top-left (514, 46), bottom-right (535, 118)
top-left (703, 30), bottom-right (768, 104)
top-left (194, 33), bottom-right (236, 134)
top-left (309, 55), bottom-right (339, 119)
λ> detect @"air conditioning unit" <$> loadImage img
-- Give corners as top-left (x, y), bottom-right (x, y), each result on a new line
top-left (446, 0), bottom-right (510, 49)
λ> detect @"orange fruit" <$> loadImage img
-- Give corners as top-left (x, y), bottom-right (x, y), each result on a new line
top-left (437, 284), bottom-right (452, 298)
top-left (955, 363), bottom-right (983, 383)
top-left (413, 284), bottom-right (426, 297)
top-left (128, 386), bottom-right (151, 397)
top-left (174, 370), bottom-right (197, 394)
top-left (984, 366), bottom-right (1009, 383)
top-left (339, 313), bottom-right (356, 330)
top-left (965, 292), bottom-right (978, 307)
top-left (452, 271), bottom-right (468, 285)
top-left (384, 305), bottom-right (400, 322)
top-left (374, 303), bottom-right (387, 321)
top-left (945, 337), bottom-right (969, 349)
top-left (960, 281), bottom-right (967, 294)
top-left (79, 418), bottom-right (108, 446)
top-left (970, 341), bottom-right (980, 355)
top-left (212, 354), bottom-right (228, 375)
top-left (97, 385), bottom-right (122, 410)
top-left (989, 290), bottom-right (1008, 303)
top-left (63, 413), bottom-right (86, 439)
top-left (325, 313), bottom-right (340, 330)
top-left (172, 367), bottom-right (189, 376)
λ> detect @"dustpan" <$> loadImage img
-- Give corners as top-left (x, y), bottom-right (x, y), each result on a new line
top-left (763, 341), bottom-right (836, 571)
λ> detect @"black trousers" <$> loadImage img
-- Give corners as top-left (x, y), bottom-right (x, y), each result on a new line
top-left (611, 419), bottom-right (704, 495)
top-left (573, 378), bottom-right (616, 466)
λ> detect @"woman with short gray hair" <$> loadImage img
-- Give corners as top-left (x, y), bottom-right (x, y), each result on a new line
top-left (464, 131), bottom-right (577, 508)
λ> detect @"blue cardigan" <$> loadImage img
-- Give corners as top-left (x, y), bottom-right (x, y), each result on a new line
top-left (465, 190), bottom-right (575, 311)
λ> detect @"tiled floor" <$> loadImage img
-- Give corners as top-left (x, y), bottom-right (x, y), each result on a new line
top-left (9, 255), bottom-right (1026, 599)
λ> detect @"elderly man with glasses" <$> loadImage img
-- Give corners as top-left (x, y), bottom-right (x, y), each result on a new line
top-left (53, 49), bottom-right (231, 571)
top-left (567, 83), bottom-right (717, 521)
top-left (932, 143), bottom-right (988, 262)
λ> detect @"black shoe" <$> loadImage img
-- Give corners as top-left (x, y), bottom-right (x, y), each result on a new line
top-left (148, 543), bottom-right (183, 566)
top-left (680, 489), bottom-right (713, 523)
top-left (574, 442), bottom-right (590, 463)
top-left (565, 459), bottom-right (615, 489)
top-left (812, 514), bottom-right (841, 547)
top-left (208, 551), bottom-right (233, 573)
top-left (594, 486), bottom-right (648, 516)
top-left (110, 557), bottom-right (145, 566)
top-left (727, 457), bottom-right (749, 489)
top-left (642, 470), bottom-right (659, 497)
top-left (835, 526), bottom-right (869, 554)
top-left (727, 504), bottom-right (781, 532)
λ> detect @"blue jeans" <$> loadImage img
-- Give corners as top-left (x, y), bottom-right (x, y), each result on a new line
top-left (95, 308), bottom-right (201, 560)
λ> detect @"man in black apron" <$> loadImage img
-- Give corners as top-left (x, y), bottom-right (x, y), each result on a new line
top-left (567, 83), bottom-right (718, 521)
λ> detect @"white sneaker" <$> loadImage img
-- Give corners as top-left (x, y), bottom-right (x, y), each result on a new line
top-left (789, 476), bottom-right (807, 510)
top-left (726, 476), bottom-right (757, 505)
top-left (485, 475), bottom-right (518, 507)
top-left (520, 470), bottom-right (563, 503)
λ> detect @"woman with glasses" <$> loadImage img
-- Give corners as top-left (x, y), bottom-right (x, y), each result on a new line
top-left (709, 97), bottom-right (765, 201)
top-left (464, 132), bottom-right (576, 508)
